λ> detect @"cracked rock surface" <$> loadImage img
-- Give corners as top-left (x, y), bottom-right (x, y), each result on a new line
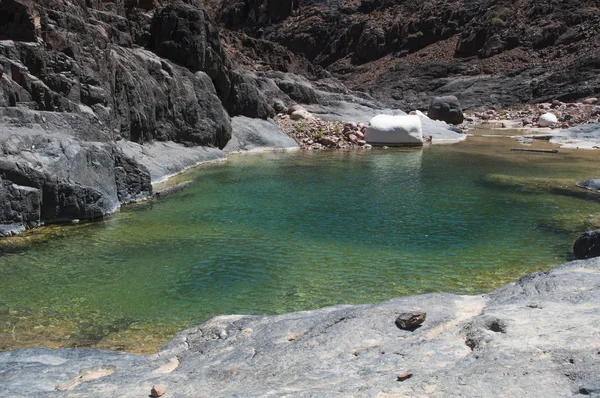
top-left (1, 258), bottom-right (599, 397)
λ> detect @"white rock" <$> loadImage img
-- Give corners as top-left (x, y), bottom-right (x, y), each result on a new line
top-left (538, 113), bottom-right (558, 127)
top-left (290, 109), bottom-right (313, 121)
top-left (365, 115), bottom-right (423, 146)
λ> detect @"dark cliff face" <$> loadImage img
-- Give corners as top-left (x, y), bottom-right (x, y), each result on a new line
top-left (0, 0), bottom-right (266, 234)
top-left (212, 0), bottom-right (600, 110)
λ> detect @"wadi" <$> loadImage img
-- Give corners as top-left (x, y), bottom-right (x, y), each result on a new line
top-left (1, 0), bottom-right (599, 396)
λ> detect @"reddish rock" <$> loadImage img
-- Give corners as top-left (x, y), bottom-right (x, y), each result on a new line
top-left (397, 372), bottom-right (413, 381)
top-left (347, 133), bottom-right (358, 143)
top-left (320, 136), bottom-right (338, 147)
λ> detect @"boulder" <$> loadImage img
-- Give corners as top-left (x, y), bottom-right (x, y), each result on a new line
top-left (427, 96), bottom-right (464, 125)
top-left (223, 116), bottom-right (298, 153)
top-left (365, 114), bottom-right (423, 146)
top-left (538, 112), bottom-right (558, 127)
top-left (573, 230), bottom-right (600, 259)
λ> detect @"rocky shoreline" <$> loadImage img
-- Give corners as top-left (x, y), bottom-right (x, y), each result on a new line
top-left (1, 257), bottom-right (599, 397)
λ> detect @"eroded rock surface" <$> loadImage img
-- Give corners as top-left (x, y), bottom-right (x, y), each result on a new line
top-left (1, 258), bottom-right (599, 396)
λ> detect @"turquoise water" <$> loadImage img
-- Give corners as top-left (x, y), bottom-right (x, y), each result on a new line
top-left (1, 140), bottom-right (599, 352)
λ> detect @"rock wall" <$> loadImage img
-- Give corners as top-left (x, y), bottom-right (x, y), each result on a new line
top-left (212, 0), bottom-right (600, 110)
top-left (0, 0), bottom-right (298, 233)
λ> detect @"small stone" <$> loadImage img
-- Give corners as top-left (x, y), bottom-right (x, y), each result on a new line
top-left (583, 97), bottom-right (598, 105)
top-left (355, 131), bottom-right (364, 139)
top-left (395, 311), bottom-right (426, 330)
top-left (348, 133), bottom-right (358, 143)
top-left (290, 109), bottom-right (313, 121)
top-left (357, 139), bottom-right (366, 146)
top-left (150, 384), bottom-right (166, 397)
top-left (397, 372), bottom-right (413, 381)
top-left (363, 144), bottom-right (372, 149)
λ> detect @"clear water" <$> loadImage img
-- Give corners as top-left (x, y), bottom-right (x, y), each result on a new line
top-left (1, 137), bottom-right (599, 352)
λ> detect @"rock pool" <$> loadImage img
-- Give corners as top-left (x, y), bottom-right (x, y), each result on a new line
top-left (1, 136), bottom-right (599, 353)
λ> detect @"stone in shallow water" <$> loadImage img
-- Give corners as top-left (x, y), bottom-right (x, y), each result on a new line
top-left (395, 311), bottom-right (426, 330)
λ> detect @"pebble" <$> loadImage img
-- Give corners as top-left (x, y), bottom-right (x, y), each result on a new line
top-left (397, 372), bottom-right (413, 381)
top-left (395, 311), bottom-right (426, 330)
top-left (150, 384), bottom-right (166, 397)
top-left (583, 97), bottom-right (598, 105)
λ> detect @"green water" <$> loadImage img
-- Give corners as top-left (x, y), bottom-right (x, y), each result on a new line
top-left (1, 138), bottom-right (599, 352)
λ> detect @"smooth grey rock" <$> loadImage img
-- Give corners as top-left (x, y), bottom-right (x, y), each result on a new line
top-left (549, 123), bottom-right (600, 149)
top-left (0, 108), bottom-right (152, 232)
top-left (577, 179), bottom-right (600, 191)
top-left (223, 116), bottom-right (298, 153)
top-left (2, 258), bottom-right (600, 397)
top-left (117, 141), bottom-right (226, 183)
top-left (420, 116), bottom-right (468, 143)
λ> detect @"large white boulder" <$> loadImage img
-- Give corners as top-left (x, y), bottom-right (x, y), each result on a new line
top-left (365, 114), bottom-right (423, 146)
top-left (538, 112), bottom-right (558, 127)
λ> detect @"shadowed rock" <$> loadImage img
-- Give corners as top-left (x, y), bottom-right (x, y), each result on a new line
top-left (428, 96), bottom-right (464, 125)
top-left (573, 230), bottom-right (600, 259)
